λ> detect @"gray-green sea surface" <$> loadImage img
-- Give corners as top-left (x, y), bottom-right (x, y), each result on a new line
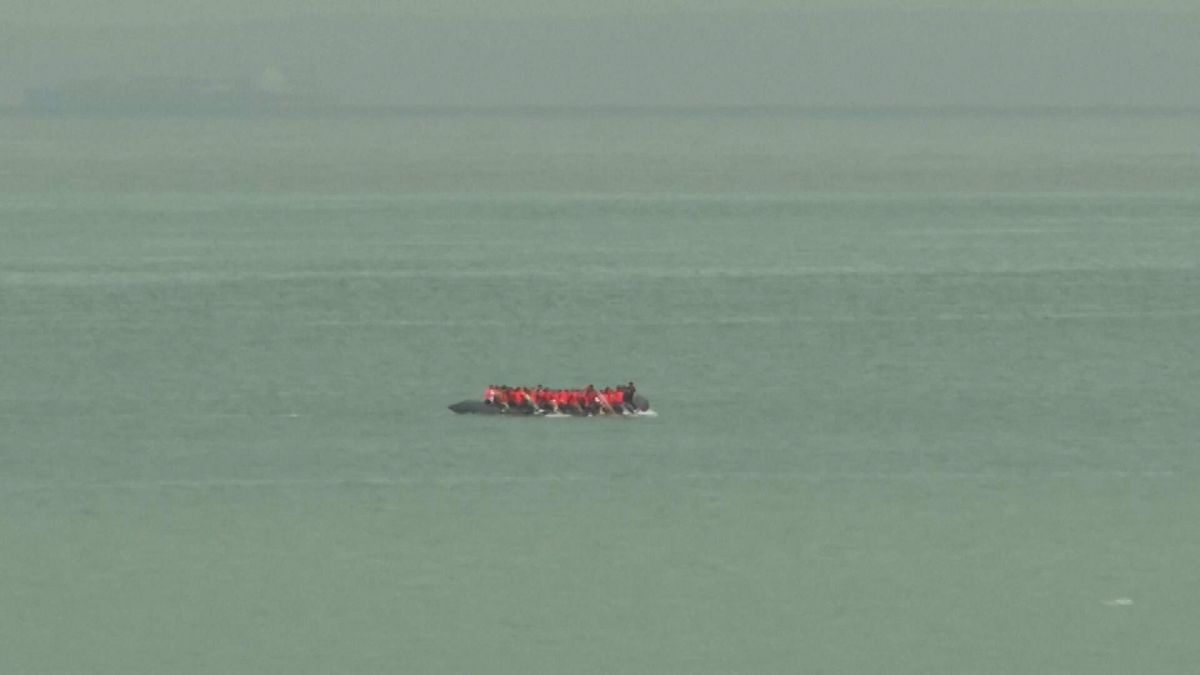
top-left (2, 109), bottom-right (1199, 672)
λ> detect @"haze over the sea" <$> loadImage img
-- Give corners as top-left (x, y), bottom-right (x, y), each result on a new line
top-left (4, 0), bottom-right (1199, 107)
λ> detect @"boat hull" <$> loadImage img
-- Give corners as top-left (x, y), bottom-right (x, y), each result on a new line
top-left (449, 394), bottom-right (650, 415)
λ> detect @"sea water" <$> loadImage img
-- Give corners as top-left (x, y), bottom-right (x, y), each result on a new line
top-left (2, 109), bottom-right (1199, 672)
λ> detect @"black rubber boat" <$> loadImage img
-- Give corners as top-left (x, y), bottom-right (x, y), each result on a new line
top-left (449, 394), bottom-right (652, 416)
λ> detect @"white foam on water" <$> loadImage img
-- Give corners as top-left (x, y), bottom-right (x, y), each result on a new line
top-left (1103, 597), bottom-right (1134, 607)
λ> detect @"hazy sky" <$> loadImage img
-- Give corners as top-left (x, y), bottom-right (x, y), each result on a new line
top-left (3, 1), bottom-right (1198, 106)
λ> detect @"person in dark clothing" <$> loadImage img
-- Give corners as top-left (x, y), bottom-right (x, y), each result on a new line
top-left (623, 382), bottom-right (637, 410)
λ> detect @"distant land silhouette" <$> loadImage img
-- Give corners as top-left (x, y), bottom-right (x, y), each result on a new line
top-left (23, 71), bottom-right (333, 114)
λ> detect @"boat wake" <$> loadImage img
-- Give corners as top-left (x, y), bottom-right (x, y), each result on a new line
top-left (539, 409), bottom-right (656, 419)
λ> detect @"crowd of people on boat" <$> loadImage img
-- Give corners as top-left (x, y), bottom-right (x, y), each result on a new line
top-left (484, 383), bottom-right (638, 415)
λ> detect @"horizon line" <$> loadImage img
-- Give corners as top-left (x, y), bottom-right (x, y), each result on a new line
top-left (3, 102), bottom-right (1200, 116)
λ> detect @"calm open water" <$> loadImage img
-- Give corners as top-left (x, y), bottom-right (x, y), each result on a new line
top-left (2, 109), bottom-right (1199, 672)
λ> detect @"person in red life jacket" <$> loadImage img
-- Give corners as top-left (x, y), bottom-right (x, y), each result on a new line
top-left (557, 389), bottom-right (575, 414)
top-left (484, 384), bottom-right (497, 404)
top-left (581, 385), bottom-right (603, 414)
top-left (597, 386), bottom-right (616, 415)
top-left (539, 387), bottom-right (557, 413)
top-left (610, 386), bottom-right (626, 412)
